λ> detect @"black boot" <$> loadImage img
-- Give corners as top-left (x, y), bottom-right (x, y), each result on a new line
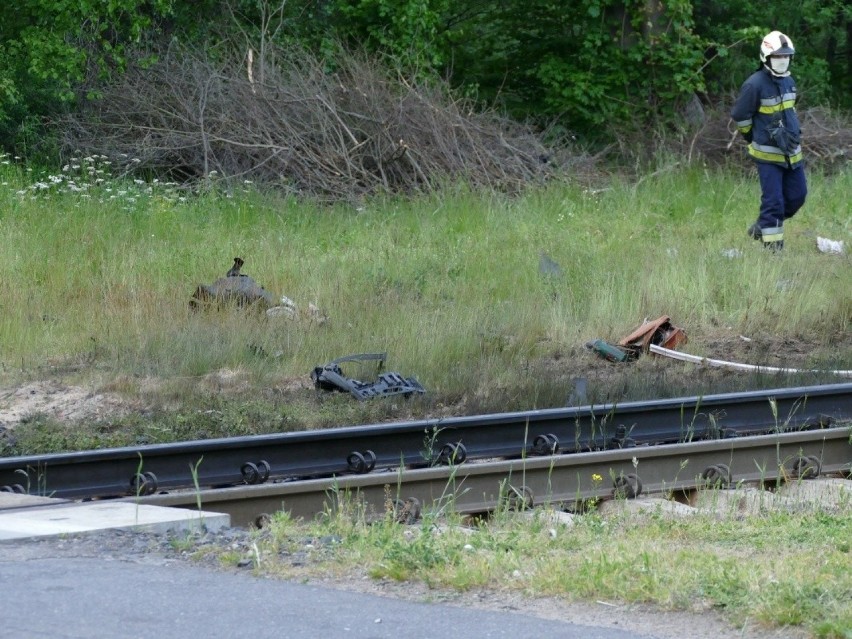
top-left (747, 223), bottom-right (762, 241)
top-left (763, 240), bottom-right (784, 251)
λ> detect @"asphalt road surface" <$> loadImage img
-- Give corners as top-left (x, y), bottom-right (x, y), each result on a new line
top-left (0, 544), bottom-right (657, 639)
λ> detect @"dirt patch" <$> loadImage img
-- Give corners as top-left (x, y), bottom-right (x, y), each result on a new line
top-left (0, 380), bottom-right (138, 430)
top-left (314, 574), bottom-right (808, 639)
top-left (0, 331), bottom-right (847, 435)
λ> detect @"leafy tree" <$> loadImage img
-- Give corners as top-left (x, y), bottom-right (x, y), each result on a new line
top-left (0, 0), bottom-right (226, 154)
top-left (438, 0), bottom-right (707, 138)
top-left (693, 0), bottom-right (851, 107)
top-left (333, 0), bottom-right (452, 69)
top-left (1, 0), bottom-right (847, 158)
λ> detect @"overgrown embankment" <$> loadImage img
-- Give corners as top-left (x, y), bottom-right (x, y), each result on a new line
top-left (0, 160), bottom-right (849, 454)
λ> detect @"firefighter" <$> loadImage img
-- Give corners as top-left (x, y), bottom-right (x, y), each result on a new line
top-left (731, 30), bottom-right (807, 250)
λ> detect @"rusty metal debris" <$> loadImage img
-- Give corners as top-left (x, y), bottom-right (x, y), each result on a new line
top-left (587, 316), bottom-right (687, 363)
top-left (618, 315), bottom-right (687, 355)
top-left (190, 257), bottom-right (327, 322)
top-left (585, 339), bottom-right (633, 363)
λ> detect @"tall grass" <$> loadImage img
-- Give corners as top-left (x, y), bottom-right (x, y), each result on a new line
top-left (1, 157), bottom-right (849, 422)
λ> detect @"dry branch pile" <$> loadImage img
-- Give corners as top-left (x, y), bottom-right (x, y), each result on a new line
top-left (61, 42), bottom-right (848, 195)
top-left (674, 104), bottom-right (852, 171)
top-left (63, 44), bottom-right (586, 200)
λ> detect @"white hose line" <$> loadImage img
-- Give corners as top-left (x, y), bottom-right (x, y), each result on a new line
top-left (649, 344), bottom-right (852, 378)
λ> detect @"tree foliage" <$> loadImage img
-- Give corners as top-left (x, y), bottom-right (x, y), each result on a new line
top-left (439, 0), bottom-right (707, 134)
top-left (693, 0), bottom-right (852, 106)
top-left (0, 0), bottom-right (174, 152)
top-left (0, 0), bottom-right (849, 156)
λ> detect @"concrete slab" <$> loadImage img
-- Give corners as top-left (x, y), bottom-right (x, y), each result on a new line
top-left (689, 487), bottom-right (803, 517)
top-left (777, 477), bottom-right (852, 511)
top-left (0, 551), bottom-right (659, 639)
top-left (0, 492), bottom-right (71, 510)
top-left (598, 497), bottom-right (698, 519)
top-left (0, 501), bottom-right (229, 541)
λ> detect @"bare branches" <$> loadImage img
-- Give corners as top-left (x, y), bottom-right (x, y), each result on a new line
top-left (673, 103), bottom-right (852, 171)
top-left (62, 43), bottom-right (576, 201)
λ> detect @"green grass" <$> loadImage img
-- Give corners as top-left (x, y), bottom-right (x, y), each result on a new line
top-left (204, 492), bottom-right (851, 638)
top-left (0, 157), bottom-right (850, 453)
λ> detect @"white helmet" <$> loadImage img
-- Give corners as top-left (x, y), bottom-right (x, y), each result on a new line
top-left (760, 31), bottom-right (795, 77)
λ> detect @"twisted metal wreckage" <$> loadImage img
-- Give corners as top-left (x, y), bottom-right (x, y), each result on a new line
top-left (311, 353), bottom-right (426, 400)
top-left (190, 258), bottom-right (426, 399)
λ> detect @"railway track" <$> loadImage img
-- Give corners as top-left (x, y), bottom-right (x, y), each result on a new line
top-left (131, 426), bottom-right (852, 526)
top-left (1, 382), bottom-right (850, 502)
top-left (1, 382), bottom-right (848, 529)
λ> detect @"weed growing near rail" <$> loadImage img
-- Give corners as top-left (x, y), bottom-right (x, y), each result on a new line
top-left (243, 496), bottom-right (851, 638)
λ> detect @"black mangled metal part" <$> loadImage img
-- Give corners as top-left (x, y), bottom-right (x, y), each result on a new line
top-left (311, 353), bottom-right (425, 400)
top-left (190, 256), bottom-right (275, 311)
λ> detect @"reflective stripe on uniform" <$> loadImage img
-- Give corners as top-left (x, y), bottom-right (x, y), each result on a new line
top-left (758, 100), bottom-right (796, 114)
top-left (761, 226), bottom-right (784, 242)
top-left (748, 142), bottom-right (803, 165)
top-left (736, 118), bottom-right (753, 133)
top-left (758, 93), bottom-right (797, 115)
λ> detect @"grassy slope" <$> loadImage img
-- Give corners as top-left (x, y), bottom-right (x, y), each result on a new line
top-left (0, 162), bottom-right (850, 449)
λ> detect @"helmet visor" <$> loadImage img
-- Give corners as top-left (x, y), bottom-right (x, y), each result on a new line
top-left (774, 33), bottom-right (795, 56)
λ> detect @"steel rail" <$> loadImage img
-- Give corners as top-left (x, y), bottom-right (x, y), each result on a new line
top-left (131, 427), bottom-right (852, 527)
top-left (2, 382), bottom-right (850, 499)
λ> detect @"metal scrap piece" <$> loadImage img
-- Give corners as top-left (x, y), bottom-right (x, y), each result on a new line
top-left (311, 353), bottom-right (426, 400)
top-left (618, 315), bottom-right (687, 354)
